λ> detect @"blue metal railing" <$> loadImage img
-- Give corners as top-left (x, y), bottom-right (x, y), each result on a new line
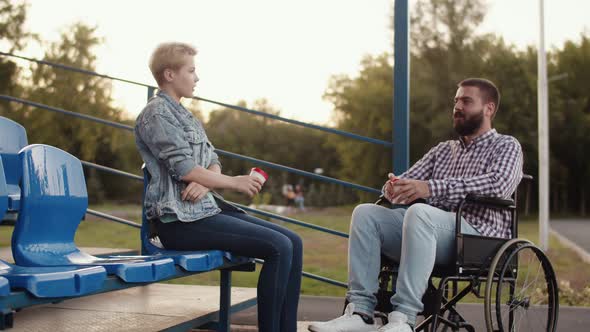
top-left (393, 0), bottom-right (410, 174)
top-left (0, 95), bottom-right (381, 195)
top-left (0, 94), bottom-right (355, 288)
top-left (0, 51), bottom-right (392, 148)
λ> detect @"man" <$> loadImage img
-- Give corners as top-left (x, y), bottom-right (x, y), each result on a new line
top-left (309, 78), bottom-right (523, 332)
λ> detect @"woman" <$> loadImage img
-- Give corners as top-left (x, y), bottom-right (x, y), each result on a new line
top-left (134, 42), bottom-right (302, 332)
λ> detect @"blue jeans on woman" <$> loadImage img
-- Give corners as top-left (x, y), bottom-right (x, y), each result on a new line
top-left (155, 209), bottom-right (303, 332)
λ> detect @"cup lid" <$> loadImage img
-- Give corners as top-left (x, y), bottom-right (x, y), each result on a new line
top-left (251, 167), bottom-right (269, 180)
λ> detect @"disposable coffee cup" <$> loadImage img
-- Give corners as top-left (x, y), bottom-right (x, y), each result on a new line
top-left (250, 167), bottom-right (269, 185)
top-left (388, 173), bottom-right (399, 184)
top-left (387, 173), bottom-right (400, 203)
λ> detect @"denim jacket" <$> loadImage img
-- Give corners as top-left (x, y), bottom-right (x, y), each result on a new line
top-left (135, 91), bottom-right (222, 222)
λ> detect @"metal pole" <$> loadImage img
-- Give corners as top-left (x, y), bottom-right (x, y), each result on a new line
top-left (538, 0), bottom-right (549, 251)
top-left (393, 0), bottom-right (410, 175)
top-left (219, 270), bottom-right (231, 332)
top-left (147, 86), bottom-right (155, 101)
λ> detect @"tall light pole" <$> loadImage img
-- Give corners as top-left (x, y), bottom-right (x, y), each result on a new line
top-left (538, 0), bottom-right (549, 251)
top-left (393, 0), bottom-right (410, 175)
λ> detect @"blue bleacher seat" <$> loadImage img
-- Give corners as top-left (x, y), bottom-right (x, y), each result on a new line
top-left (12, 144), bottom-right (177, 283)
top-left (0, 116), bottom-right (28, 220)
top-left (0, 154), bottom-right (107, 297)
top-left (0, 260), bottom-right (106, 297)
top-left (0, 155), bottom-right (11, 296)
top-left (0, 277), bottom-right (8, 297)
top-left (0, 158), bottom-right (7, 221)
top-left (141, 167), bottom-right (253, 271)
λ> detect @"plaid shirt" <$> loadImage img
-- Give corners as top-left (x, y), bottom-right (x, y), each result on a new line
top-left (398, 129), bottom-right (523, 238)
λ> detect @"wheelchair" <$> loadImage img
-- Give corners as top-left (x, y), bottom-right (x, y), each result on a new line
top-left (366, 175), bottom-right (559, 331)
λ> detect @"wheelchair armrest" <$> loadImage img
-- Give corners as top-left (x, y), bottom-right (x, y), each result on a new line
top-left (455, 193), bottom-right (517, 243)
top-left (375, 195), bottom-right (389, 206)
top-left (375, 195), bottom-right (426, 208)
top-left (464, 194), bottom-right (515, 209)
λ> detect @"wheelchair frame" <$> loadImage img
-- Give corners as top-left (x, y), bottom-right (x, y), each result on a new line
top-left (373, 175), bottom-right (559, 332)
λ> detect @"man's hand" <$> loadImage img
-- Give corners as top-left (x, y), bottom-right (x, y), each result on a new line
top-left (181, 182), bottom-right (210, 202)
top-left (390, 178), bottom-right (431, 204)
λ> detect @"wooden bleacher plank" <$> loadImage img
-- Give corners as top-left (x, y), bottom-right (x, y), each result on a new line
top-left (8, 284), bottom-right (256, 331)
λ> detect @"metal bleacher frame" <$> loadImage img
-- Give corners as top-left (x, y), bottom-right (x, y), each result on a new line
top-left (0, 1), bottom-right (412, 330)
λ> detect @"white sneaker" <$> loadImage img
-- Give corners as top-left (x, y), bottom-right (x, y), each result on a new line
top-left (377, 312), bottom-right (413, 332)
top-left (308, 303), bottom-right (376, 332)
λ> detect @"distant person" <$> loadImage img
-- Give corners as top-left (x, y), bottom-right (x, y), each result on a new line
top-left (294, 184), bottom-right (305, 211)
top-left (283, 184), bottom-right (296, 211)
top-left (309, 78), bottom-right (523, 332)
top-left (134, 42), bottom-right (302, 332)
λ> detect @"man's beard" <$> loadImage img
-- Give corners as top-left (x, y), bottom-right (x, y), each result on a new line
top-left (453, 108), bottom-right (484, 136)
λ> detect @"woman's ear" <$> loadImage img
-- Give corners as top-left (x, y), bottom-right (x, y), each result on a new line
top-left (163, 68), bottom-right (174, 82)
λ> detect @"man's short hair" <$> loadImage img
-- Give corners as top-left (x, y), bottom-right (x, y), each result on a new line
top-left (458, 78), bottom-right (500, 113)
top-left (149, 42), bottom-right (197, 86)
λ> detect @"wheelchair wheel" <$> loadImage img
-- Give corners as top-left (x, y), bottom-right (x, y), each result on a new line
top-left (484, 239), bottom-right (559, 331)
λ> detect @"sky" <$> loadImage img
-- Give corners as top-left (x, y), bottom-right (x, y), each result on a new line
top-left (15, 0), bottom-right (590, 125)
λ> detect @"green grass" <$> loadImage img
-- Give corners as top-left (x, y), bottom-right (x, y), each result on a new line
top-left (1, 204), bottom-right (588, 306)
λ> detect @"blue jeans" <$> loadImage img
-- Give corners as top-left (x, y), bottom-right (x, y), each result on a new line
top-left (346, 203), bottom-right (480, 326)
top-left (156, 210), bottom-right (303, 332)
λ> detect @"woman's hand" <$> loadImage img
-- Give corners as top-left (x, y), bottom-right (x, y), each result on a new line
top-left (181, 182), bottom-right (210, 202)
top-left (231, 175), bottom-right (263, 197)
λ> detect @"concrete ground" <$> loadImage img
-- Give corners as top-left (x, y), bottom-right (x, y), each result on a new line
top-left (230, 295), bottom-right (589, 331)
top-left (223, 220), bottom-right (590, 331)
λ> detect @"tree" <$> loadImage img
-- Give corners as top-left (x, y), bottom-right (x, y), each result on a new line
top-left (547, 34), bottom-right (590, 214)
top-left (325, 0), bottom-right (492, 191)
top-left (0, 0), bottom-right (35, 106)
top-left (206, 99), bottom-right (344, 205)
top-left (325, 0), bottom-right (540, 210)
top-left (17, 23), bottom-right (141, 202)
top-left (408, 0), bottom-right (491, 156)
top-left (324, 54), bottom-right (393, 193)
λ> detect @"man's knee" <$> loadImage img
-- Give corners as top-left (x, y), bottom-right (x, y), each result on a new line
top-left (403, 203), bottom-right (433, 233)
top-left (351, 203), bottom-right (380, 230)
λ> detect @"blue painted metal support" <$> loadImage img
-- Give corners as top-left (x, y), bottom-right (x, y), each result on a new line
top-left (176, 297), bottom-right (257, 332)
top-left (0, 96), bottom-right (383, 195)
top-left (216, 149), bottom-right (381, 195)
top-left (86, 208), bottom-right (141, 228)
top-left (194, 95), bottom-right (393, 147)
top-left (219, 270), bottom-right (231, 332)
top-left (253, 259), bottom-right (347, 288)
top-left (0, 263), bottom-right (257, 331)
top-left (81, 160), bottom-right (143, 181)
top-left (0, 51), bottom-right (392, 147)
top-left (0, 5), bottom-right (414, 297)
top-left (237, 204), bottom-right (348, 238)
top-left (147, 86), bottom-right (156, 101)
top-left (0, 95), bottom-right (134, 131)
top-left (393, 0), bottom-right (410, 174)
top-left (79, 161), bottom-right (350, 239)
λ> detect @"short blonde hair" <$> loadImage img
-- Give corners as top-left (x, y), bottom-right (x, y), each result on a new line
top-left (149, 42), bottom-right (197, 86)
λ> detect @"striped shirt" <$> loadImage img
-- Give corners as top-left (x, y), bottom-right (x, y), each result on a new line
top-left (399, 129), bottom-right (523, 238)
